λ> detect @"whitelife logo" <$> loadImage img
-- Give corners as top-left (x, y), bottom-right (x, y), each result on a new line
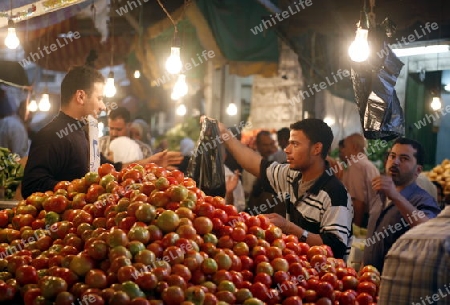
top-left (250, 0), bottom-right (313, 35)
top-left (289, 69), bottom-right (350, 106)
top-left (19, 32), bottom-right (81, 68)
top-left (377, 22), bottom-right (439, 58)
top-left (152, 50), bottom-right (215, 87)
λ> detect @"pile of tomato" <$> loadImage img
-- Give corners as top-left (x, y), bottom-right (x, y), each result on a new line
top-left (0, 163), bottom-right (380, 305)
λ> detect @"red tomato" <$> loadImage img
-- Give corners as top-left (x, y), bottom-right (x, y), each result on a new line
top-left (98, 164), bottom-right (116, 177)
top-left (357, 281), bottom-right (377, 298)
top-left (254, 272), bottom-right (272, 287)
top-left (356, 292), bottom-right (374, 305)
top-left (15, 265), bottom-right (39, 285)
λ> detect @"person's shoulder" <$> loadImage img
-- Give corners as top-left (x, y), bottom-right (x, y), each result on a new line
top-left (99, 135), bottom-right (110, 142)
top-left (411, 182), bottom-right (436, 199)
top-left (134, 139), bottom-right (152, 149)
top-left (320, 174), bottom-right (349, 206)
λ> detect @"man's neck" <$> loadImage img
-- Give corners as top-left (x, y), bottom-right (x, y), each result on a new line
top-left (61, 106), bottom-right (83, 121)
top-left (301, 159), bottom-right (326, 182)
top-left (396, 179), bottom-right (415, 192)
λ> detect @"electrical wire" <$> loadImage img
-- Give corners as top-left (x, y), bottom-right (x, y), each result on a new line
top-left (156, 0), bottom-right (178, 32)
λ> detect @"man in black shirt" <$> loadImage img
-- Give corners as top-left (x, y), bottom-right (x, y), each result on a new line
top-left (22, 66), bottom-right (106, 198)
top-left (22, 66), bottom-right (182, 198)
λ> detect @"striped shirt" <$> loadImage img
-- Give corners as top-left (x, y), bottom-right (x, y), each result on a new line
top-left (99, 136), bottom-right (153, 160)
top-left (378, 205), bottom-right (450, 305)
top-left (261, 160), bottom-right (354, 259)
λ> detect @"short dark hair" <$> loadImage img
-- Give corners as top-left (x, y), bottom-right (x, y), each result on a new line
top-left (392, 137), bottom-right (425, 166)
top-left (256, 130), bottom-right (271, 144)
top-left (290, 119), bottom-right (334, 159)
top-left (60, 66), bottom-right (105, 106)
top-left (109, 107), bottom-right (131, 123)
top-left (277, 127), bottom-right (290, 142)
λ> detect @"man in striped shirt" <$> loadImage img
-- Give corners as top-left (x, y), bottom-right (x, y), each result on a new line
top-left (218, 118), bottom-right (353, 259)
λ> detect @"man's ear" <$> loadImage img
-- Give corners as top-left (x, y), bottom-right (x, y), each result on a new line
top-left (416, 164), bottom-right (423, 175)
top-left (313, 142), bottom-right (323, 157)
top-left (75, 90), bottom-right (85, 105)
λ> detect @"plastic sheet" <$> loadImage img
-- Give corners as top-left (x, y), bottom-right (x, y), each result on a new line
top-left (187, 118), bottom-right (225, 191)
top-left (351, 42), bottom-right (405, 140)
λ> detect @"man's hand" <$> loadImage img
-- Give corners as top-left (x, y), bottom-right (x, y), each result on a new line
top-left (264, 213), bottom-right (296, 233)
top-left (226, 170), bottom-right (240, 194)
top-left (200, 115), bottom-right (228, 136)
top-left (372, 175), bottom-right (400, 200)
top-left (147, 151), bottom-right (184, 168)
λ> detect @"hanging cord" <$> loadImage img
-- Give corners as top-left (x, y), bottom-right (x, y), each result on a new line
top-left (110, 0), bottom-right (115, 69)
top-left (156, 0), bottom-right (178, 33)
top-left (44, 15), bottom-right (51, 92)
top-left (91, 0), bottom-right (96, 21)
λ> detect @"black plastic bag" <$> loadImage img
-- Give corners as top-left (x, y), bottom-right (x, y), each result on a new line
top-left (187, 118), bottom-right (225, 192)
top-left (351, 42), bottom-right (405, 140)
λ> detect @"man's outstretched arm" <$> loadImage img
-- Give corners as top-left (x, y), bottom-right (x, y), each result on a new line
top-left (216, 120), bottom-right (262, 178)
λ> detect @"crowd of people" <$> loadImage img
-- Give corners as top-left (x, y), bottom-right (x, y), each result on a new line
top-left (1, 65), bottom-right (450, 304)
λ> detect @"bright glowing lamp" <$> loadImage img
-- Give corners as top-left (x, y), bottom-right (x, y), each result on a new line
top-left (431, 97), bottom-right (442, 111)
top-left (105, 71), bottom-right (116, 98)
top-left (173, 74), bottom-right (188, 97)
top-left (38, 94), bottom-right (51, 112)
top-left (5, 20), bottom-right (20, 50)
top-left (226, 103), bottom-right (238, 116)
top-left (348, 28), bottom-right (370, 62)
top-left (134, 70), bottom-right (140, 78)
top-left (176, 104), bottom-right (186, 116)
top-left (166, 47), bottom-right (182, 75)
top-left (28, 99), bottom-right (38, 112)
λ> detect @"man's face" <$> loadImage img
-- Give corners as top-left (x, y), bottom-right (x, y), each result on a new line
top-left (129, 126), bottom-right (142, 141)
top-left (108, 118), bottom-right (129, 140)
top-left (385, 144), bottom-right (421, 186)
top-left (82, 82), bottom-right (105, 119)
top-left (257, 134), bottom-right (276, 158)
top-left (285, 130), bottom-right (319, 171)
top-left (340, 138), bottom-right (353, 160)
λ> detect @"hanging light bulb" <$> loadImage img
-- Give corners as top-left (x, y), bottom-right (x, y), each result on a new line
top-left (431, 97), bottom-right (442, 111)
top-left (28, 99), bottom-right (38, 112)
top-left (165, 31), bottom-right (182, 75)
top-left (176, 104), bottom-right (187, 116)
top-left (349, 10), bottom-right (370, 63)
top-left (172, 74), bottom-right (188, 100)
top-left (166, 46), bottom-right (182, 75)
top-left (171, 90), bottom-right (181, 101)
top-left (226, 103), bottom-right (238, 116)
top-left (5, 19), bottom-right (20, 50)
top-left (134, 70), bottom-right (140, 79)
top-left (349, 27), bottom-right (370, 62)
top-left (104, 71), bottom-right (116, 98)
top-left (38, 94), bottom-right (51, 112)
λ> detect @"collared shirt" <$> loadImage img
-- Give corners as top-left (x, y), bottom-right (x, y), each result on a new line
top-left (378, 205), bottom-right (450, 305)
top-left (99, 135), bottom-right (152, 160)
top-left (363, 182), bottom-right (441, 273)
top-left (260, 160), bottom-right (353, 259)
